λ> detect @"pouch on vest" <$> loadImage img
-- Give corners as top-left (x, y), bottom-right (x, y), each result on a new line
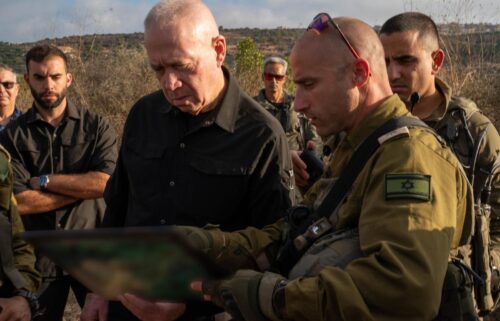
top-left (434, 259), bottom-right (479, 321)
top-left (288, 228), bottom-right (361, 279)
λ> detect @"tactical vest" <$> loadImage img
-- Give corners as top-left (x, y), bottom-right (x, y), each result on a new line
top-left (432, 98), bottom-right (499, 314)
top-left (276, 117), bottom-right (477, 320)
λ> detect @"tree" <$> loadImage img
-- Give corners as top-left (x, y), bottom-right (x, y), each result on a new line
top-left (235, 37), bottom-right (262, 76)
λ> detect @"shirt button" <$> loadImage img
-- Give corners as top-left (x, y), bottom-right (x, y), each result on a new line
top-left (180, 143), bottom-right (185, 149)
top-left (160, 219), bottom-right (167, 225)
top-left (169, 181), bottom-right (175, 187)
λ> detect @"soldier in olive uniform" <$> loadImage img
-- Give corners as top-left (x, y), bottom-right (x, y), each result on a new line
top-left (253, 57), bottom-right (321, 153)
top-left (380, 12), bottom-right (500, 311)
top-left (0, 146), bottom-right (41, 321)
top-left (121, 16), bottom-right (473, 321)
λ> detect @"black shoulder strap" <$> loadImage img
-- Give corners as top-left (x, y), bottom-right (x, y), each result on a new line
top-left (315, 116), bottom-right (430, 221)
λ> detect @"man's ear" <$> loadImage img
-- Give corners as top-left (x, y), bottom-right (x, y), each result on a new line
top-left (24, 73), bottom-right (29, 84)
top-left (213, 35), bottom-right (227, 67)
top-left (66, 72), bottom-right (73, 88)
top-left (431, 49), bottom-right (445, 74)
top-left (353, 59), bottom-right (370, 87)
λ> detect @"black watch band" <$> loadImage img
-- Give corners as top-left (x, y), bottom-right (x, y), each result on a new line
top-left (15, 290), bottom-right (43, 318)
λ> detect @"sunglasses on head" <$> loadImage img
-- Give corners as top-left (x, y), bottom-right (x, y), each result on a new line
top-left (0, 81), bottom-right (16, 90)
top-left (308, 12), bottom-right (361, 60)
top-left (263, 73), bottom-right (285, 81)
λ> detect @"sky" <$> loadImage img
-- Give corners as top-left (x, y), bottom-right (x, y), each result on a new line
top-left (1, 0), bottom-right (499, 43)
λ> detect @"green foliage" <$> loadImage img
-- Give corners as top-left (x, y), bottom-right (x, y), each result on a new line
top-left (235, 37), bottom-right (263, 75)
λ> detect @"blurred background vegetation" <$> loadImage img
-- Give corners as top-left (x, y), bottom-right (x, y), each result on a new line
top-left (1, 24), bottom-right (498, 141)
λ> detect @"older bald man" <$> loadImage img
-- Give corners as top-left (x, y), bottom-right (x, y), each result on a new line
top-left (81, 1), bottom-right (294, 320)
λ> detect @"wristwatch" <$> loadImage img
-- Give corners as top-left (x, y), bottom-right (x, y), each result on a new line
top-left (38, 175), bottom-right (50, 192)
top-left (15, 290), bottom-right (43, 318)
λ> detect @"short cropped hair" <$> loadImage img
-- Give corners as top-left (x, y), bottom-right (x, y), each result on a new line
top-left (380, 12), bottom-right (440, 48)
top-left (263, 56), bottom-right (288, 74)
top-left (145, 0), bottom-right (199, 32)
top-left (0, 63), bottom-right (17, 81)
top-left (25, 44), bottom-right (68, 72)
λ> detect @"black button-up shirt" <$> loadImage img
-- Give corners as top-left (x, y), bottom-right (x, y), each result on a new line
top-left (0, 102), bottom-right (118, 232)
top-left (103, 68), bottom-right (293, 231)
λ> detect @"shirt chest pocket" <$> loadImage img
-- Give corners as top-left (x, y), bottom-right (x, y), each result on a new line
top-left (17, 141), bottom-right (43, 174)
top-left (124, 141), bottom-right (167, 193)
top-left (60, 134), bottom-right (96, 171)
top-left (185, 156), bottom-right (249, 219)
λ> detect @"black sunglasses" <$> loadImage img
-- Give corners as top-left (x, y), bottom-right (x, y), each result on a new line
top-left (307, 13), bottom-right (361, 60)
top-left (0, 81), bottom-right (16, 90)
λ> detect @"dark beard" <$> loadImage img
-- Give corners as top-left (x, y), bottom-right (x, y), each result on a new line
top-left (30, 87), bottom-right (67, 109)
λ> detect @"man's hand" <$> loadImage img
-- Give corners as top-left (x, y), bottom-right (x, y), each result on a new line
top-left (292, 150), bottom-right (309, 187)
top-left (0, 296), bottom-right (31, 321)
top-left (80, 293), bottom-right (109, 321)
top-left (29, 177), bottom-right (41, 191)
top-left (118, 294), bottom-right (186, 321)
top-left (191, 270), bottom-right (286, 321)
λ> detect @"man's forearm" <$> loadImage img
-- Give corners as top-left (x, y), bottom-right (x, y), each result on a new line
top-left (16, 190), bottom-right (77, 215)
top-left (32, 171), bottom-right (109, 200)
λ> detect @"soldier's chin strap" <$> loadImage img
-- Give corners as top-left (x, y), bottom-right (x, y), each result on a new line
top-left (410, 92), bottom-right (421, 113)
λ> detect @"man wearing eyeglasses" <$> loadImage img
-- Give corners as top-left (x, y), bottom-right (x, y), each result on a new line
top-left (0, 64), bottom-right (22, 132)
top-left (120, 15), bottom-right (473, 321)
top-left (380, 12), bottom-right (500, 314)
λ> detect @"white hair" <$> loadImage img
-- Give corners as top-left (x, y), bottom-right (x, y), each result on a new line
top-left (263, 56), bottom-right (288, 74)
top-left (0, 63), bottom-right (17, 82)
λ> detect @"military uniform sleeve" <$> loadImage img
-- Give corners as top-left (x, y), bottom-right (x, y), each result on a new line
top-left (88, 116), bottom-right (118, 175)
top-left (11, 197), bottom-right (40, 292)
top-left (0, 151), bottom-right (40, 292)
top-left (464, 112), bottom-right (500, 198)
top-left (214, 219), bottom-right (286, 272)
top-left (283, 131), bottom-right (471, 321)
top-left (246, 127), bottom-right (294, 227)
top-left (0, 131), bottom-right (31, 195)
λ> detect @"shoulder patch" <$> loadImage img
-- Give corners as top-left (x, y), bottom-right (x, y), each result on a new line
top-left (385, 173), bottom-right (431, 201)
top-left (378, 126), bottom-right (410, 144)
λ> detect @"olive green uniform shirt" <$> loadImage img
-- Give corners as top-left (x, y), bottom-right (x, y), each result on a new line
top-left (0, 148), bottom-right (40, 294)
top-left (217, 95), bottom-right (473, 320)
top-left (426, 78), bottom-right (500, 268)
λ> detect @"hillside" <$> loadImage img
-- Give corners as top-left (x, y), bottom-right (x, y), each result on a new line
top-left (1, 24), bottom-right (498, 73)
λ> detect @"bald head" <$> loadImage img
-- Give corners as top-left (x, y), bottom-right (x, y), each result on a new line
top-left (291, 16), bottom-right (393, 136)
top-left (292, 17), bottom-right (390, 94)
top-left (145, 0), bottom-right (219, 44)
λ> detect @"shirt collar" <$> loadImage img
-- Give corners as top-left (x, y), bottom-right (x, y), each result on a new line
top-left (423, 77), bottom-right (451, 122)
top-left (211, 66), bottom-right (240, 133)
top-left (10, 107), bottom-right (22, 121)
top-left (346, 94), bottom-right (410, 149)
top-left (26, 101), bottom-right (80, 124)
top-left (160, 66), bottom-right (239, 133)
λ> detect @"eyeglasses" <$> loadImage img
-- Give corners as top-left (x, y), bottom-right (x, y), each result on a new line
top-left (263, 73), bottom-right (285, 81)
top-left (0, 81), bottom-right (16, 90)
top-left (308, 13), bottom-right (361, 60)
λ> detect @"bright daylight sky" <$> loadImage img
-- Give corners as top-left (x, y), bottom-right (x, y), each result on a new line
top-left (1, 0), bottom-right (499, 43)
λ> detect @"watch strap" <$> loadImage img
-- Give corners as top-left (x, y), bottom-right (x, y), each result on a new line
top-left (38, 175), bottom-right (50, 192)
